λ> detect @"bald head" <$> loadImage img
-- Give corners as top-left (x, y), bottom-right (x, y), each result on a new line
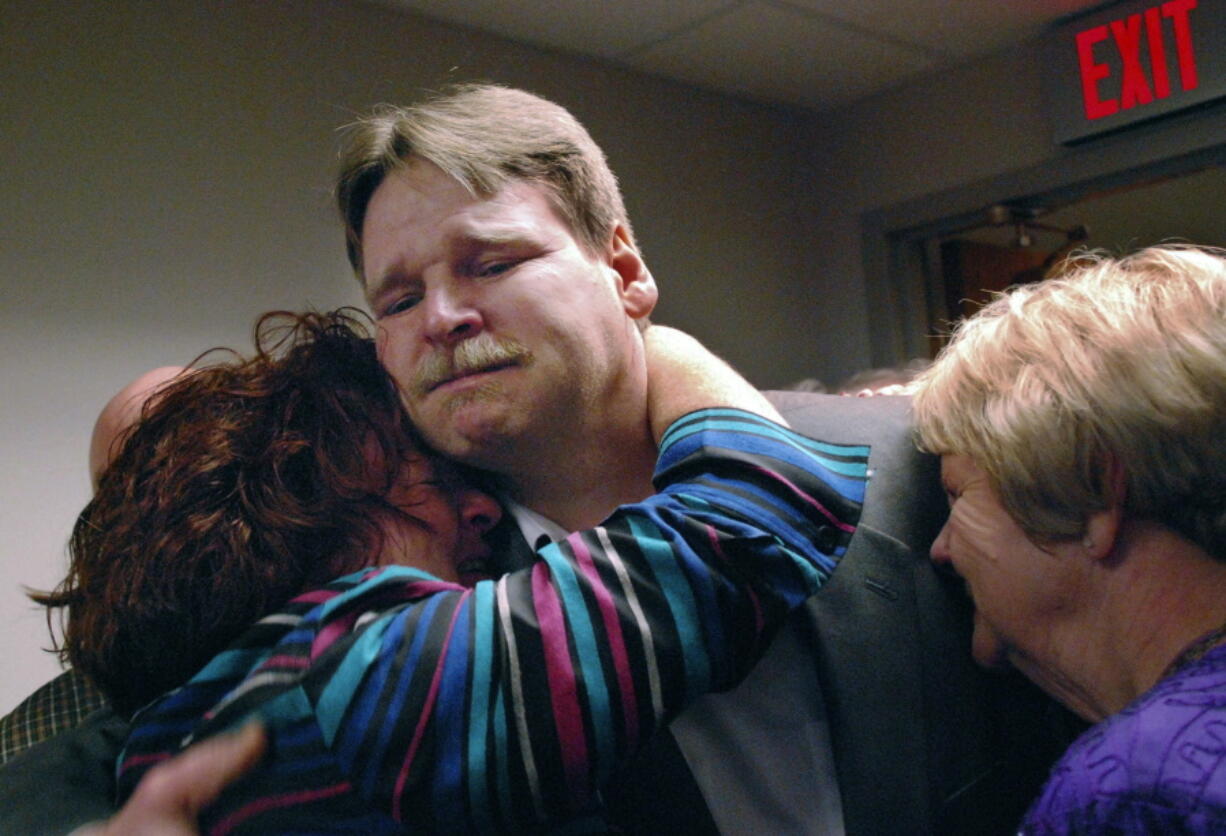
top-left (89, 366), bottom-right (188, 489)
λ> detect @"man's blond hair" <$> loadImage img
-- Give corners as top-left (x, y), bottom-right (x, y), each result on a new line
top-left (913, 245), bottom-right (1226, 558)
top-left (336, 84), bottom-right (631, 278)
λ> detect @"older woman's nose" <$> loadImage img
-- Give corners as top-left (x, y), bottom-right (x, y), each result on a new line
top-left (929, 523), bottom-right (953, 567)
top-left (460, 489), bottom-right (502, 535)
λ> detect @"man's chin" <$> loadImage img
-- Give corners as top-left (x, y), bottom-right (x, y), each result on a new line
top-left (415, 394), bottom-right (521, 462)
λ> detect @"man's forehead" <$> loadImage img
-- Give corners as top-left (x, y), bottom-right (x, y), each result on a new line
top-left (367, 165), bottom-right (557, 243)
top-left (449, 198), bottom-right (551, 243)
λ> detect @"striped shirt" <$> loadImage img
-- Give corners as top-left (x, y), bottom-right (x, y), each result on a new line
top-left (117, 409), bottom-right (869, 833)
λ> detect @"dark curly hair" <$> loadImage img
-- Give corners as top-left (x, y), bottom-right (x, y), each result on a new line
top-left (36, 309), bottom-right (422, 717)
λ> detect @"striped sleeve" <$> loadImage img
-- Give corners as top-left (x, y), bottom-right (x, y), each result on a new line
top-left (118, 408), bottom-right (868, 834)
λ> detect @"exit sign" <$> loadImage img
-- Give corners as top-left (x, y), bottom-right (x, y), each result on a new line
top-left (1044, 0), bottom-right (1226, 144)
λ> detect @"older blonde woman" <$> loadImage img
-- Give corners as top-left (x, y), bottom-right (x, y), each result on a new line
top-left (912, 245), bottom-right (1226, 833)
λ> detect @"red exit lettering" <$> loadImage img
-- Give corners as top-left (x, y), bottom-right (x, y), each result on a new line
top-left (1076, 0), bottom-right (1199, 120)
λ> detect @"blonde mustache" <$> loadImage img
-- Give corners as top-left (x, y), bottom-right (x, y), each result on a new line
top-left (410, 334), bottom-right (533, 397)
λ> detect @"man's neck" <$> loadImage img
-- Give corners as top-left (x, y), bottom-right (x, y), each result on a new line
top-left (502, 421), bottom-right (658, 531)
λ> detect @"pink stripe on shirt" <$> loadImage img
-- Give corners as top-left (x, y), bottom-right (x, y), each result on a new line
top-left (532, 562), bottom-right (589, 804)
top-left (208, 780), bottom-right (353, 835)
top-left (569, 532), bottom-right (640, 746)
top-left (753, 465), bottom-right (856, 532)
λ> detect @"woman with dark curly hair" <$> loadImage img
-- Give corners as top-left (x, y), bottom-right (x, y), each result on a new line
top-left (47, 310), bottom-right (869, 833)
top-left (42, 309), bottom-right (501, 718)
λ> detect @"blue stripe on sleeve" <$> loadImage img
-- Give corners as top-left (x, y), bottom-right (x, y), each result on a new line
top-left (662, 427), bottom-right (868, 498)
top-left (316, 615), bottom-right (396, 746)
top-left (626, 514), bottom-right (707, 699)
top-left (192, 646), bottom-right (270, 682)
top-left (466, 581), bottom-right (496, 832)
top-left (332, 606), bottom-right (406, 779)
top-left (346, 594), bottom-right (448, 796)
top-left (493, 687), bottom-right (512, 825)
top-left (660, 409), bottom-right (868, 463)
top-left (431, 593), bottom-right (471, 824)
top-left (539, 542), bottom-right (615, 771)
top-left (663, 478), bottom-right (844, 574)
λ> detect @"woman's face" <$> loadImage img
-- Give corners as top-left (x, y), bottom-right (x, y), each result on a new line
top-left (929, 454), bottom-right (1084, 673)
top-left (377, 453), bottom-right (502, 585)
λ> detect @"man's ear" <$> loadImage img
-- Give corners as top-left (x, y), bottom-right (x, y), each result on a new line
top-left (606, 223), bottom-right (657, 320)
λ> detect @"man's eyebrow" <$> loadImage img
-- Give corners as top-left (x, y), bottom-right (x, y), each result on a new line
top-left (453, 222), bottom-right (537, 248)
top-left (364, 270), bottom-right (408, 305)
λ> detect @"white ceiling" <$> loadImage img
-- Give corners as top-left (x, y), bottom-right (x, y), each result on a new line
top-left (364, 0), bottom-right (1108, 111)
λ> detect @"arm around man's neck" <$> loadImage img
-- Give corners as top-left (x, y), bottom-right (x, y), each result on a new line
top-left (644, 325), bottom-right (785, 442)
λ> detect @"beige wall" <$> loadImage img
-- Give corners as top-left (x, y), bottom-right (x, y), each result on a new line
top-left (0, 0), bottom-right (824, 713)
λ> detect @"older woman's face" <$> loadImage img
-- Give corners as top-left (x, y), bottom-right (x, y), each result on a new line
top-left (929, 454), bottom-right (1082, 672)
top-left (377, 454), bottom-right (502, 585)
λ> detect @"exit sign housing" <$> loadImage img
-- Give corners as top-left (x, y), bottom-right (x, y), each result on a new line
top-left (1044, 0), bottom-right (1226, 144)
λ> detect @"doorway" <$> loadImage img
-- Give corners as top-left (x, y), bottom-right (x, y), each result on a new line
top-left (923, 164), bottom-right (1226, 353)
top-left (861, 125), bottom-right (1226, 367)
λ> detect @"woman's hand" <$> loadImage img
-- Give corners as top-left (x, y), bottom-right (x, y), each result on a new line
top-left (644, 325), bottom-right (785, 443)
top-left (76, 723), bottom-right (266, 836)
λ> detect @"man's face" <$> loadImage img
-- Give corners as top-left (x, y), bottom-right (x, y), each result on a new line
top-left (361, 160), bottom-right (655, 468)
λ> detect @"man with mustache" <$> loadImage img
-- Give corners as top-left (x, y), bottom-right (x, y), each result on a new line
top-left (329, 84), bottom-right (1070, 832)
top-left (2, 84), bottom-right (1069, 834)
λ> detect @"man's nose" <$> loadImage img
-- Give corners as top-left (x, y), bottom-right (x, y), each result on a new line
top-left (459, 489), bottom-right (502, 535)
top-left (422, 286), bottom-right (483, 346)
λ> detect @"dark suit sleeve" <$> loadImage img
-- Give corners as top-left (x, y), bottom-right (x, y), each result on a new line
top-left (0, 708), bottom-right (128, 835)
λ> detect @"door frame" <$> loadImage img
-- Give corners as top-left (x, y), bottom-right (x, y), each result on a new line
top-left (859, 102), bottom-right (1226, 366)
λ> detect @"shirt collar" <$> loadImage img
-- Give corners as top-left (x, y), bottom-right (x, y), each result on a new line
top-left (502, 495), bottom-right (568, 551)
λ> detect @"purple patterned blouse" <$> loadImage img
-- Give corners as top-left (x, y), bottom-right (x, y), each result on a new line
top-left (1022, 643), bottom-right (1226, 834)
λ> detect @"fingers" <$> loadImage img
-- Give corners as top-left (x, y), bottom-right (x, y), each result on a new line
top-left (92, 722), bottom-right (267, 836)
top-left (157, 721), bottom-right (267, 811)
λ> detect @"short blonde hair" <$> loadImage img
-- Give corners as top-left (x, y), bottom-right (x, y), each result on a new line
top-left (336, 84), bottom-right (631, 278)
top-left (913, 245), bottom-right (1226, 558)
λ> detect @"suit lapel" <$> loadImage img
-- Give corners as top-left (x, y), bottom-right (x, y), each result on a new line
top-left (801, 525), bottom-right (934, 835)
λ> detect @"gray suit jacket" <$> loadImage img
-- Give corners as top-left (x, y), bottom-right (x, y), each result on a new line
top-left (601, 393), bottom-right (1078, 834)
